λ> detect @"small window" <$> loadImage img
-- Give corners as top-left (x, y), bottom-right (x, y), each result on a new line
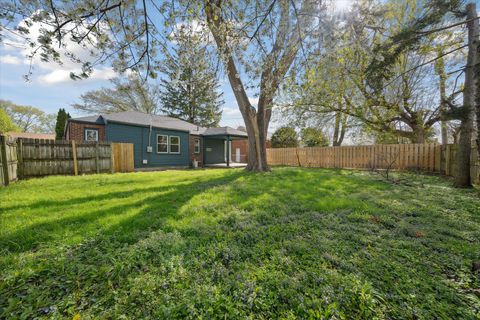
top-left (194, 139), bottom-right (200, 154)
top-left (85, 129), bottom-right (98, 141)
top-left (170, 136), bottom-right (180, 154)
top-left (157, 135), bottom-right (168, 153)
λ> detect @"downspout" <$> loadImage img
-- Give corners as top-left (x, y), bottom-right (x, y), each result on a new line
top-left (203, 136), bottom-right (206, 165)
top-left (148, 115), bottom-right (153, 165)
top-left (148, 114), bottom-right (153, 148)
top-left (226, 135), bottom-right (230, 167)
top-left (104, 118), bottom-right (108, 141)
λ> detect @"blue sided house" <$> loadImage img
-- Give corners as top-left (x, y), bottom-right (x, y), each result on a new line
top-left (65, 111), bottom-right (248, 169)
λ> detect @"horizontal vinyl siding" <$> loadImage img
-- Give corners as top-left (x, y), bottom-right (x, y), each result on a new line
top-left (106, 122), bottom-right (189, 168)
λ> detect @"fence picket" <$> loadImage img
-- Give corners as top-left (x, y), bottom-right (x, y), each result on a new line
top-left (267, 143), bottom-right (479, 184)
top-left (0, 136), bottom-right (135, 185)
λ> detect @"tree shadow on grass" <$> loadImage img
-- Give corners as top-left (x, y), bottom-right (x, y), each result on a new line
top-left (161, 169), bottom-right (480, 319)
top-left (0, 175), bottom-right (225, 212)
top-left (1, 168), bottom-right (479, 319)
top-left (0, 171), bottom-right (245, 255)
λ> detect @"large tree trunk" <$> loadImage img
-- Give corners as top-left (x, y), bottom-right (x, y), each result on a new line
top-left (204, 1), bottom-right (269, 172)
top-left (474, 9), bottom-right (480, 158)
top-left (205, 0), bottom-right (314, 172)
top-left (436, 54), bottom-right (449, 145)
top-left (413, 126), bottom-right (426, 143)
top-left (332, 111), bottom-right (346, 146)
top-left (454, 2), bottom-right (478, 187)
top-left (332, 112), bottom-right (341, 146)
top-left (223, 58), bottom-right (269, 172)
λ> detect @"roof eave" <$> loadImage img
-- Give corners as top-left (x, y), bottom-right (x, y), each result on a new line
top-left (67, 118), bottom-right (104, 125)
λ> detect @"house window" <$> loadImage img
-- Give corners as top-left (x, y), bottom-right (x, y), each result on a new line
top-left (169, 136), bottom-right (180, 154)
top-left (84, 128), bottom-right (98, 141)
top-left (194, 139), bottom-right (200, 154)
top-left (157, 135), bottom-right (168, 153)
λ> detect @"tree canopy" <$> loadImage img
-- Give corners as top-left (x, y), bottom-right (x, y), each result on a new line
top-left (0, 108), bottom-right (18, 133)
top-left (0, 0), bottom-right (321, 171)
top-left (0, 0), bottom-right (476, 176)
top-left (72, 76), bottom-right (161, 114)
top-left (271, 127), bottom-right (298, 148)
top-left (159, 25), bottom-right (223, 127)
top-left (300, 128), bottom-right (329, 147)
top-left (280, 0), bottom-right (468, 145)
top-left (0, 100), bottom-right (54, 133)
top-left (55, 108), bottom-right (70, 139)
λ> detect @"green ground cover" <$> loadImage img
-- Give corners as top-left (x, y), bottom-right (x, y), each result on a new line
top-left (0, 168), bottom-right (479, 319)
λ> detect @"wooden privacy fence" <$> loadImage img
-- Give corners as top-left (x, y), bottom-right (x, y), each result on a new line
top-left (0, 136), bottom-right (135, 186)
top-left (0, 135), bottom-right (18, 186)
top-left (267, 143), bottom-right (480, 183)
top-left (19, 139), bottom-right (113, 178)
top-left (111, 143), bottom-right (134, 173)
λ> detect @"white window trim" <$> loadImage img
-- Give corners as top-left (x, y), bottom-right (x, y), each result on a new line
top-left (157, 134), bottom-right (168, 154)
top-left (194, 138), bottom-right (200, 154)
top-left (169, 135), bottom-right (181, 154)
top-left (84, 128), bottom-right (99, 141)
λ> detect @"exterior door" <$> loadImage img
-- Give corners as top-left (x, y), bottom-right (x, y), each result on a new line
top-left (204, 138), bottom-right (225, 164)
top-left (236, 148), bottom-right (240, 162)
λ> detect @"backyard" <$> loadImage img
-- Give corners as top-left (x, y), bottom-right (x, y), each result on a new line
top-left (0, 168), bottom-right (479, 319)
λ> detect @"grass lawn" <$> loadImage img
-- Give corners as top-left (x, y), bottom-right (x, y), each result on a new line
top-left (1, 168), bottom-right (479, 319)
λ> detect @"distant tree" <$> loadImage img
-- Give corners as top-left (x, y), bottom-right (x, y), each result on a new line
top-left (43, 114), bottom-right (57, 133)
top-left (55, 108), bottom-right (71, 139)
top-left (0, 100), bottom-right (54, 133)
top-left (159, 26), bottom-right (223, 127)
top-left (271, 127), bottom-right (298, 148)
top-left (0, 108), bottom-right (18, 133)
top-left (300, 128), bottom-right (329, 147)
top-left (72, 76), bottom-right (160, 115)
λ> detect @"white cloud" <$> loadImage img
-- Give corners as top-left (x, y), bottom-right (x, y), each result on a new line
top-left (168, 19), bottom-right (212, 44)
top-left (38, 67), bottom-right (116, 85)
top-left (249, 97), bottom-right (259, 106)
top-left (335, 0), bottom-right (353, 11)
top-left (328, 0), bottom-right (353, 12)
top-left (3, 12), bottom-right (117, 85)
top-left (89, 67), bottom-right (117, 81)
top-left (221, 97), bottom-right (258, 119)
top-left (222, 107), bottom-right (242, 117)
top-left (38, 70), bottom-right (71, 84)
top-left (0, 54), bottom-right (23, 65)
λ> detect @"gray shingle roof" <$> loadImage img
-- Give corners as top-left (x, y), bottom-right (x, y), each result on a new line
top-left (203, 127), bottom-right (248, 137)
top-left (70, 115), bottom-right (105, 124)
top-left (70, 111), bottom-right (207, 134)
top-left (102, 111), bottom-right (206, 134)
top-left (69, 111), bottom-right (249, 137)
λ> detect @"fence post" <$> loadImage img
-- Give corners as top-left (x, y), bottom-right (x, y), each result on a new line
top-left (17, 138), bottom-right (23, 179)
top-left (72, 140), bottom-right (78, 176)
top-left (1, 136), bottom-right (10, 186)
top-left (110, 143), bottom-right (115, 174)
top-left (445, 145), bottom-right (451, 176)
top-left (95, 142), bottom-right (100, 174)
